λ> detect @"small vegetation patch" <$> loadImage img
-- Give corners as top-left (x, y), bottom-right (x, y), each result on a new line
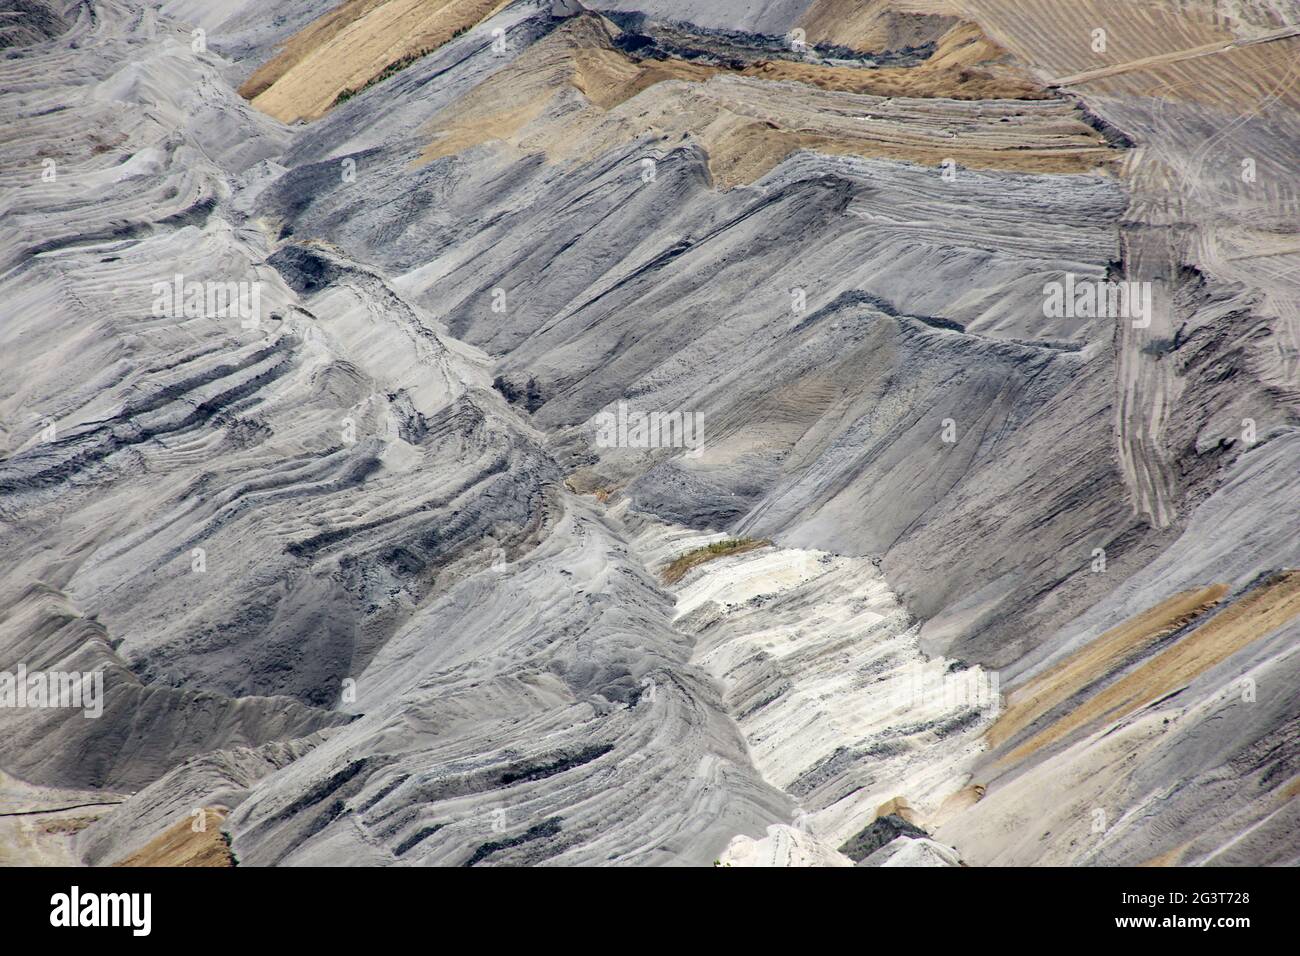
top-left (661, 538), bottom-right (770, 585)
top-left (332, 26), bottom-right (472, 106)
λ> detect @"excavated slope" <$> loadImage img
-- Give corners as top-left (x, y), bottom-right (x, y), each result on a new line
top-left (0, 0), bottom-right (1295, 867)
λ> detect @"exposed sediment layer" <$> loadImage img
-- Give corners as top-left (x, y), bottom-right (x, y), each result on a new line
top-left (629, 515), bottom-right (993, 865)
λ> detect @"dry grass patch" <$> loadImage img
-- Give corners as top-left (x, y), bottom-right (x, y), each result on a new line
top-left (661, 538), bottom-right (771, 585)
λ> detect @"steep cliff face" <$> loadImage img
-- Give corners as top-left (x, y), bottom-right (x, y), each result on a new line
top-left (1, 0), bottom-right (1296, 866)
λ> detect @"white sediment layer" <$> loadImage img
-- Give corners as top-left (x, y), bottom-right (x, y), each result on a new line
top-left (629, 515), bottom-right (993, 864)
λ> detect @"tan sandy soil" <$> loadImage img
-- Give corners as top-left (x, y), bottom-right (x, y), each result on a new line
top-left (986, 584), bottom-right (1228, 749)
top-left (416, 15), bottom-right (1115, 185)
top-left (798, 0), bottom-right (964, 54)
top-left (114, 808), bottom-right (235, 867)
top-left (235, 2), bottom-right (1115, 181)
top-left (0, 771), bottom-right (124, 866)
top-left (956, 0), bottom-right (1300, 112)
top-left (1001, 571), bottom-right (1300, 765)
top-left (241, 0), bottom-right (513, 123)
